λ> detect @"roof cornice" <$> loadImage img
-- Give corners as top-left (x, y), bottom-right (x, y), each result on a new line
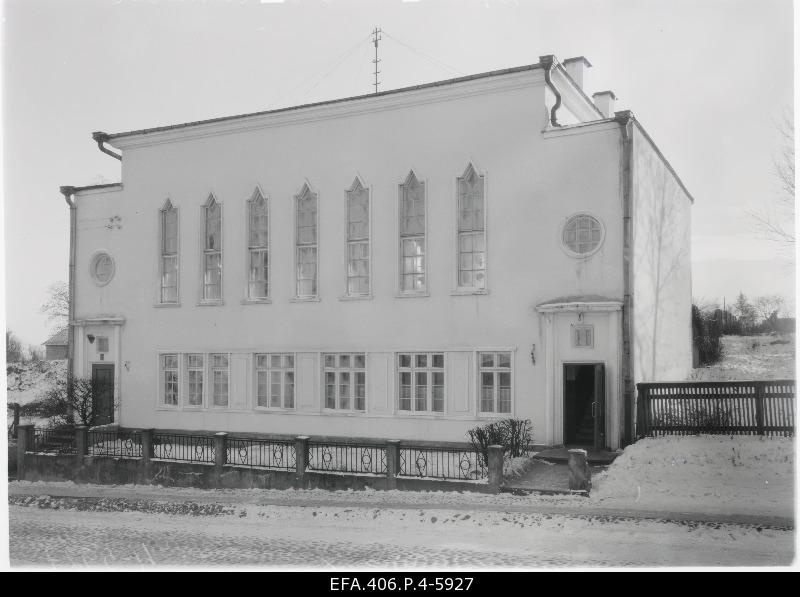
top-left (107, 65), bottom-right (546, 150)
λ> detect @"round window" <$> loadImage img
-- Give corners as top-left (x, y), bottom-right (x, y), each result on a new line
top-left (90, 252), bottom-right (115, 286)
top-left (562, 213), bottom-right (604, 257)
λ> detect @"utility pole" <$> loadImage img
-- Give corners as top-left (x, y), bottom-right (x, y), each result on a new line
top-left (372, 27), bottom-right (382, 94)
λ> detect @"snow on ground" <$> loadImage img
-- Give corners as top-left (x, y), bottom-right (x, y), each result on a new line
top-left (9, 434), bottom-right (796, 520)
top-left (9, 501), bottom-right (793, 567)
top-left (689, 334), bottom-right (795, 381)
top-left (591, 435), bottom-right (795, 518)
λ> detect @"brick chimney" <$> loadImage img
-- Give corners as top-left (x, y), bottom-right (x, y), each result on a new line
top-left (592, 90), bottom-right (617, 118)
top-left (562, 56), bottom-right (592, 90)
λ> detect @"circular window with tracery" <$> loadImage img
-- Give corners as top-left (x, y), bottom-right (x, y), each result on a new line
top-left (562, 213), bottom-right (604, 257)
top-left (90, 252), bottom-right (115, 286)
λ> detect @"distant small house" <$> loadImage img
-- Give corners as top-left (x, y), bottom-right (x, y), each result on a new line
top-left (43, 328), bottom-right (68, 361)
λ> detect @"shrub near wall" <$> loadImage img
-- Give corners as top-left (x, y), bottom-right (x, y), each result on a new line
top-left (466, 418), bottom-right (533, 465)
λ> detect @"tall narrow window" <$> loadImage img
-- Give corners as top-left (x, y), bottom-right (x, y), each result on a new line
top-left (186, 354), bottom-right (204, 406)
top-left (399, 171), bottom-right (426, 293)
top-left (160, 200), bottom-right (178, 303)
top-left (247, 188), bottom-right (269, 299)
top-left (210, 353), bottom-right (229, 407)
top-left (161, 354), bottom-right (179, 406)
top-left (203, 194), bottom-right (222, 301)
top-left (323, 353), bottom-right (366, 411)
top-left (457, 164), bottom-right (486, 291)
top-left (479, 352), bottom-right (512, 414)
top-left (295, 184), bottom-right (318, 298)
top-left (346, 178), bottom-right (370, 296)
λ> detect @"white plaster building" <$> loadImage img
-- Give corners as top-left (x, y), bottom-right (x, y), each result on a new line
top-left (61, 55), bottom-right (693, 450)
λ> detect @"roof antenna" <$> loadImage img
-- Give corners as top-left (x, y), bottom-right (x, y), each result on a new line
top-left (372, 27), bottom-right (382, 94)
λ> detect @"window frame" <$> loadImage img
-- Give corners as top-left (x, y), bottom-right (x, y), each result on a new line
top-left (396, 352), bottom-right (446, 415)
top-left (322, 352), bottom-right (367, 414)
top-left (159, 353), bottom-right (180, 408)
top-left (477, 350), bottom-right (514, 416)
top-left (453, 163), bottom-right (488, 295)
top-left (185, 353), bottom-right (205, 409)
top-left (342, 176), bottom-right (372, 300)
top-left (254, 353), bottom-right (296, 411)
top-left (158, 199), bottom-right (179, 305)
top-left (200, 193), bottom-right (223, 304)
top-left (397, 170), bottom-right (428, 297)
top-left (244, 186), bottom-right (271, 303)
top-left (293, 182), bottom-right (320, 301)
top-left (209, 352), bottom-right (230, 408)
top-left (560, 212), bottom-right (606, 259)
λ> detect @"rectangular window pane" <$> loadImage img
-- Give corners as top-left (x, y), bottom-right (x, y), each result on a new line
top-left (399, 354), bottom-right (411, 368)
top-left (480, 353), bottom-right (494, 368)
top-left (213, 370), bottom-right (228, 406)
top-left (296, 247), bottom-right (317, 297)
top-left (432, 354), bottom-right (444, 369)
top-left (399, 371), bottom-right (412, 411)
top-left (257, 370), bottom-right (269, 407)
top-left (480, 372), bottom-right (494, 412)
top-left (355, 371), bottom-right (366, 411)
top-left (325, 371), bottom-right (336, 409)
top-left (414, 371), bottom-right (427, 411)
top-left (161, 255), bottom-right (178, 303)
top-left (339, 372), bottom-right (350, 410)
top-left (248, 249), bottom-right (268, 299)
top-left (284, 371), bottom-right (295, 408)
top-left (204, 253), bottom-right (222, 300)
top-left (498, 372), bottom-right (511, 413)
top-left (497, 352), bottom-right (511, 368)
top-left (432, 372), bottom-right (444, 412)
top-left (270, 370), bottom-right (282, 408)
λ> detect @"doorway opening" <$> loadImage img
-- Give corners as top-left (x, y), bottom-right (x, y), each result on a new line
top-left (563, 363), bottom-right (605, 448)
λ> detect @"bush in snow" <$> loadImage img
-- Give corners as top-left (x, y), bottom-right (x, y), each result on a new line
top-left (467, 418), bottom-right (533, 466)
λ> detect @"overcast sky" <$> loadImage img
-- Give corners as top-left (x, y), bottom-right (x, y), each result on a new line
top-left (1, 0), bottom-right (795, 345)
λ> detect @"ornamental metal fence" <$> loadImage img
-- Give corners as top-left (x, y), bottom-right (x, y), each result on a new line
top-left (307, 441), bottom-right (388, 476)
top-left (226, 437), bottom-right (296, 470)
top-left (152, 432), bottom-right (216, 463)
top-left (33, 427), bottom-right (76, 454)
top-left (88, 430), bottom-right (143, 458)
top-left (399, 446), bottom-right (487, 481)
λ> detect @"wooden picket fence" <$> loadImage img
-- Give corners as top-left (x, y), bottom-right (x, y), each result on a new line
top-left (637, 380), bottom-right (795, 437)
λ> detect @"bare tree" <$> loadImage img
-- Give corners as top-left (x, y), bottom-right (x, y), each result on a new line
top-left (752, 112), bottom-right (794, 249)
top-left (754, 294), bottom-right (786, 323)
top-left (40, 281), bottom-right (70, 333)
top-left (6, 330), bottom-right (25, 364)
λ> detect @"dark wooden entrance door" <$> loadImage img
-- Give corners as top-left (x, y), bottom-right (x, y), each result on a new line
top-left (563, 363), bottom-right (606, 449)
top-left (92, 364), bottom-right (115, 425)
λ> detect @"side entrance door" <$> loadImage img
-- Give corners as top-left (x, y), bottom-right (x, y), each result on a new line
top-left (91, 364), bottom-right (115, 425)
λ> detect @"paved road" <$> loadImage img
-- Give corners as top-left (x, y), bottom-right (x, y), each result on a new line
top-left (9, 500), bottom-right (794, 568)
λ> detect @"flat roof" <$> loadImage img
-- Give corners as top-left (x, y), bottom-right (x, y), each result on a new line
top-left (106, 62), bottom-right (546, 140)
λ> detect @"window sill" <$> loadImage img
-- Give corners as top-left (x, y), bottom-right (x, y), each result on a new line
top-left (198, 300), bottom-right (224, 307)
top-left (154, 302), bottom-right (181, 308)
top-left (395, 292), bottom-right (429, 299)
top-left (450, 288), bottom-right (489, 296)
top-left (478, 411), bottom-right (514, 418)
top-left (339, 294), bottom-right (373, 301)
top-left (395, 411), bottom-right (448, 418)
top-left (321, 409), bottom-right (368, 416)
top-left (289, 296), bottom-right (320, 303)
top-left (241, 298), bottom-right (272, 305)
top-left (254, 407), bottom-right (297, 413)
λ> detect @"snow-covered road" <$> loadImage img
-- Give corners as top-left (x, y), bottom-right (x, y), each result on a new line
top-left (9, 502), bottom-right (793, 568)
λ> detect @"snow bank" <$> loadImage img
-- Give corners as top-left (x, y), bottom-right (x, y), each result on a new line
top-left (591, 435), bottom-right (795, 518)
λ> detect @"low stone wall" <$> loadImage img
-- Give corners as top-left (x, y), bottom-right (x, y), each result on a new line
top-left (20, 453), bottom-right (495, 494)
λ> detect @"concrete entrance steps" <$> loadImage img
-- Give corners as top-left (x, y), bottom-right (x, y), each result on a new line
top-left (535, 446), bottom-right (620, 465)
top-left (502, 447), bottom-right (619, 494)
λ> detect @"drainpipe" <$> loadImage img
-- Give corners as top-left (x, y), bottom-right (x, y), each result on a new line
top-left (60, 186), bottom-right (77, 397)
top-left (615, 110), bottom-right (635, 446)
top-left (539, 55), bottom-right (562, 128)
top-left (92, 131), bottom-right (121, 161)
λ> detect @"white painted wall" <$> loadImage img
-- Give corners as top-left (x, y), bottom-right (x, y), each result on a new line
top-left (631, 124), bottom-right (693, 383)
top-left (71, 68), bottom-right (629, 444)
